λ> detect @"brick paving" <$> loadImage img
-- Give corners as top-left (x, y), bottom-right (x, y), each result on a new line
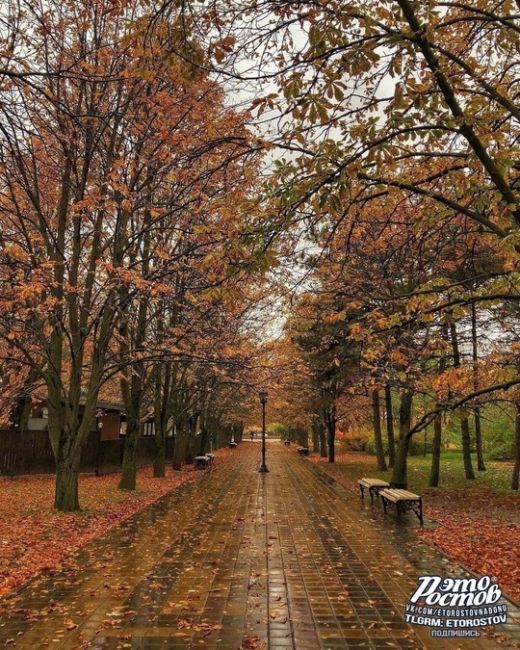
top-left (0, 441), bottom-right (518, 649)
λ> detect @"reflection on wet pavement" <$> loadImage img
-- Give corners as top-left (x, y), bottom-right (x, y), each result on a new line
top-left (0, 441), bottom-right (517, 649)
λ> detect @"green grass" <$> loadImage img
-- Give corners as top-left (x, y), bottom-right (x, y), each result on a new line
top-left (338, 449), bottom-right (515, 494)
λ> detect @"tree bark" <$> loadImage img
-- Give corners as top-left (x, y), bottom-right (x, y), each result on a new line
top-left (172, 423), bottom-right (186, 470)
top-left (55, 462), bottom-right (80, 511)
top-left (119, 414), bottom-right (139, 490)
top-left (319, 425), bottom-right (327, 457)
top-left (450, 322), bottom-right (475, 480)
top-left (326, 404), bottom-right (336, 463)
top-left (372, 389), bottom-right (387, 471)
top-left (429, 413), bottom-right (442, 487)
top-left (474, 407), bottom-right (485, 471)
top-left (53, 433), bottom-right (80, 511)
top-left (391, 434), bottom-right (412, 489)
top-left (385, 384), bottom-right (396, 468)
top-left (153, 442), bottom-right (166, 478)
top-left (390, 389), bottom-right (413, 488)
top-left (471, 303), bottom-right (486, 471)
top-left (312, 422), bottom-right (320, 453)
top-left (399, 389), bottom-right (413, 440)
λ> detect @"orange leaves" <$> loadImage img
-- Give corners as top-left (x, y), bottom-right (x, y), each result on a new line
top-left (419, 509), bottom-right (520, 602)
top-left (389, 348), bottom-right (409, 367)
top-left (0, 465), bottom-right (199, 598)
top-left (3, 244), bottom-right (29, 263)
top-left (212, 35), bottom-right (236, 64)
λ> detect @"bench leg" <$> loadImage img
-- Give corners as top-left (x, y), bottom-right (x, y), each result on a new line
top-left (418, 499), bottom-right (424, 526)
top-left (382, 496), bottom-right (388, 515)
top-left (359, 485), bottom-right (365, 500)
top-left (369, 487), bottom-right (375, 504)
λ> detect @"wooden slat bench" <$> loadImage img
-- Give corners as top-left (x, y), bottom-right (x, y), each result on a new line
top-left (194, 455), bottom-right (212, 469)
top-left (297, 446), bottom-right (309, 456)
top-left (229, 441), bottom-right (237, 448)
top-left (380, 488), bottom-right (424, 526)
top-left (358, 478), bottom-right (390, 503)
top-left (284, 440), bottom-right (291, 446)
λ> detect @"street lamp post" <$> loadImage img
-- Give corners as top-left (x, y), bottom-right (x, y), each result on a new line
top-left (259, 390), bottom-right (269, 473)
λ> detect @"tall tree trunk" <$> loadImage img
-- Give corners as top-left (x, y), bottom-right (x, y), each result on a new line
top-left (153, 399), bottom-right (167, 478)
top-left (312, 422), bottom-right (320, 453)
top-left (429, 413), bottom-right (442, 487)
top-left (372, 389), bottom-right (387, 471)
top-left (185, 415), bottom-right (197, 465)
top-left (385, 384), bottom-right (396, 468)
top-left (52, 425), bottom-right (81, 511)
top-left (471, 303), bottom-right (486, 471)
top-left (390, 389), bottom-right (413, 488)
top-left (327, 404), bottom-right (336, 463)
top-left (391, 434), bottom-right (412, 490)
top-left (47, 365), bottom-right (104, 511)
top-left (152, 314), bottom-right (170, 478)
top-left (153, 389), bottom-right (167, 478)
top-left (399, 389), bottom-right (413, 440)
top-left (153, 435), bottom-right (166, 478)
top-left (450, 322), bottom-right (475, 480)
top-left (118, 203), bottom-right (151, 490)
top-left (55, 460), bottom-right (80, 511)
top-left (12, 368), bottom-right (41, 432)
top-left (512, 401), bottom-right (520, 490)
top-left (172, 423), bottom-right (186, 470)
top-left (319, 424), bottom-right (327, 457)
top-left (473, 407), bottom-right (485, 470)
top-left (120, 414), bottom-right (139, 490)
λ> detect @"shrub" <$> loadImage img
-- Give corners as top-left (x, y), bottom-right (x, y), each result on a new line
top-left (487, 443), bottom-right (515, 461)
top-left (344, 437), bottom-right (368, 452)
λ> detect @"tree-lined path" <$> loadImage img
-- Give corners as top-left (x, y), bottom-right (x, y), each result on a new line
top-left (0, 442), bottom-right (517, 649)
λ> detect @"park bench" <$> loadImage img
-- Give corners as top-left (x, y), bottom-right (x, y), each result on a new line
top-left (206, 453), bottom-right (215, 465)
top-left (194, 455), bottom-right (212, 469)
top-left (297, 446), bottom-right (309, 456)
top-left (229, 441), bottom-right (237, 448)
top-left (380, 488), bottom-right (424, 526)
top-left (284, 440), bottom-right (290, 446)
top-left (358, 478), bottom-right (390, 503)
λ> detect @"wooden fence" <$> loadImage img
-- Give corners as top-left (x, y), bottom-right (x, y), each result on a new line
top-left (0, 429), bottom-right (175, 476)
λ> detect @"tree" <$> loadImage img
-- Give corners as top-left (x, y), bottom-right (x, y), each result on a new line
top-left (0, 0), bottom-right (260, 508)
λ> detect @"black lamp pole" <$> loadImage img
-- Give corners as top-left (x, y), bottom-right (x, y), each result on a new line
top-left (259, 390), bottom-right (269, 473)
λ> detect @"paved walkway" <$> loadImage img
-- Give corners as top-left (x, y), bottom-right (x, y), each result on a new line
top-left (0, 442), bottom-right (517, 649)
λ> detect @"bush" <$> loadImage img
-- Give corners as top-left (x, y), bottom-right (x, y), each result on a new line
top-left (364, 436), bottom-right (388, 455)
top-left (408, 439), bottom-right (433, 456)
top-left (344, 437), bottom-right (368, 452)
top-left (361, 435), bottom-right (432, 457)
top-left (487, 443), bottom-right (515, 461)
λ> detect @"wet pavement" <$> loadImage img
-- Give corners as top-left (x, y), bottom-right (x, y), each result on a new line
top-left (0, 441), bottom-right (518, 649)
